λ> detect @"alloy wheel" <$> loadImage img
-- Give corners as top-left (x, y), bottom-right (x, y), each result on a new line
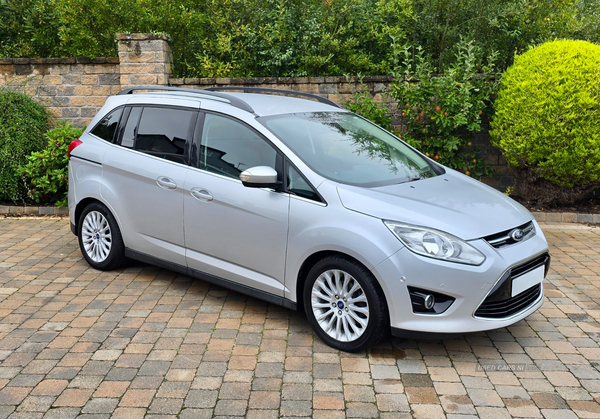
top-left (311, 269), bottom-right (370, 342)
top-left (81, 210), bottom-right (112, 263)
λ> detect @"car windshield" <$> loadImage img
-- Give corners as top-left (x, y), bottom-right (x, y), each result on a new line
top-left (259, 112), bottom-right (438, 186)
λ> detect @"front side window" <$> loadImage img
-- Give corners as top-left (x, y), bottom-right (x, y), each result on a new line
top-left (260, 112), bottom-right (439, 187)
top-left (287, 165), bottom-right (320, 202)
top-left (90, 107), bottom-right (123, 142)
top-left (199, 113), bottom-right (277, 179)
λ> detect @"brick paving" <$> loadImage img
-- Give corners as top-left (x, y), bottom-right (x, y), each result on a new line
top-left (0, 217), bottom-right (599, 418)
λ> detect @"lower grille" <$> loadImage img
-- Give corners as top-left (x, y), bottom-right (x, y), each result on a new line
top-left (475, 283), bottom-right (542, 319)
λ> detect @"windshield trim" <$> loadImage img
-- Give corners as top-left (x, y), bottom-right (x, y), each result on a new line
top-left (258, 111), bottom-right (444, 188)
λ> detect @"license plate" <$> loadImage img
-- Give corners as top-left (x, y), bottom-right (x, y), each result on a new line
top-left (512, 266), bottom-right (544, 297)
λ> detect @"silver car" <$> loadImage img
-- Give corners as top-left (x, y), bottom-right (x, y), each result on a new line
top-left (68, 87), bottom-right (550, 351)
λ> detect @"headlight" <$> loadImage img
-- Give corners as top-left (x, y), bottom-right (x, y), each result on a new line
top-left (384, 221), bottom-right (486, 265)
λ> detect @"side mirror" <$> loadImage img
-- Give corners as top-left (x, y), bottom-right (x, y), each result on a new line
top-left (240, 166), bottom-right (281, 189)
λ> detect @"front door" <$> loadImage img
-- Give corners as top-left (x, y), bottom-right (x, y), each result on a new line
top-left (183, 113), bottom-right (289, 296)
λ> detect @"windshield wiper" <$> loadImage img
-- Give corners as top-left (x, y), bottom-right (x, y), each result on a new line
top-left (397, 175), bottom-right (422, 184)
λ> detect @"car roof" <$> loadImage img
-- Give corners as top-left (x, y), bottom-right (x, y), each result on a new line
top-left (115, 88), bottom-right (346, 117)
top-left (224, 92), bottom-right (344, 117)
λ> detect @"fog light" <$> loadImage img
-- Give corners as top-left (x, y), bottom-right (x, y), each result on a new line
top-left (408, 286), bottom-right (455, 314)
top-left (424, 294), bottom-right (435, 310)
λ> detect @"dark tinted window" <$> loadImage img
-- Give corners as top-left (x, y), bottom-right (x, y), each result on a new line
top-left (90, 107), bottom-right (123, 142)
top-left (287, 165), bottom-right (320, 201)
top-left (121, 107), bottom-right (142, 148)
top-left (200, 113), bottom-right (277, 178)
top-left (135, 107), bottom-right (195, 163)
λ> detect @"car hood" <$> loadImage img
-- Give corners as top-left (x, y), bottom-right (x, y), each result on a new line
top-left (336, 169), bottom-right (532, 240)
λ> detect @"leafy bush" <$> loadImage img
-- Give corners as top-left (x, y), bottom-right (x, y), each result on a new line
top-left (344, 80), bottom-right (393, 132)
top-left (20, 122), bottom-right (84, 207)
top-left (490, 39), bottom-right (600, 206)
top-left (0, 90), bottom-right (50, 203)
top-left (2, 0), bottom-right (599, 77)
top-left (407, 0), bottom-right (600, 72)
top-left (389, 41), bottom-right (498, 178)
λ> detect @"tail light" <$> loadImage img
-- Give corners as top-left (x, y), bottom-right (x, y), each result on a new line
top-left (68, 139), bottom-right (83, 160)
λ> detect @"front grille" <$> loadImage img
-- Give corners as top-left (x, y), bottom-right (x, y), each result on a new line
top-left (474, 283), bottom-right (542, 318)
top-left (484, 221), bottom-right (535, 248)
top-left (474, 253), bottom-right (550, 319)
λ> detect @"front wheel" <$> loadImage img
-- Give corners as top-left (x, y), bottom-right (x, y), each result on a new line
top-left (78, 202), bottom-right (126, 270)
top-left (303, 256), bottom-right (388, 352)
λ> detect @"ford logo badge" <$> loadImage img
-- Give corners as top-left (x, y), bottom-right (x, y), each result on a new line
top-left (510, 229), bottom-right (525, 241)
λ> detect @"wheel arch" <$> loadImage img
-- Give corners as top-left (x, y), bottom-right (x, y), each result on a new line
top-left (74, 197), bottom-right (101, 230)
top-left (295, 250), bottom-right (389, 316)
top-left (74, 197), bottom-right (125, 243)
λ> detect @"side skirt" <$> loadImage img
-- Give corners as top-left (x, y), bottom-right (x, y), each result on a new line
top-left (124, 248), bottom-right (297, 311)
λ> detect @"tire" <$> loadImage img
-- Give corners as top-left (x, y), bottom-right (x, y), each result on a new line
top-left (78, 202), bottom-right (127, 270)
top-left (303, 255), bottom-right (388, 352)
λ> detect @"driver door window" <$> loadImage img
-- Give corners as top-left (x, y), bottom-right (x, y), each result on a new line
top-left (199, 113), bottom-right (277, 178)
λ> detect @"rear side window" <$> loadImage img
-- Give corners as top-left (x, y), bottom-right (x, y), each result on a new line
top-left (90, 107), bottom-right (123, 142)
top-left (118, 106), bottom-right (196, 164)
top-left (121, 107), bottom-right (142, 148)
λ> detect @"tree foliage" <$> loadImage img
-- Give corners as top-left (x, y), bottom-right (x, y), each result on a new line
top-left (1, 0), bottom-right (598, 77)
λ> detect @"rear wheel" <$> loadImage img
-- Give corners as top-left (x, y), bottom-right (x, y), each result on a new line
top-left (78, 202), bottom-right (126, 270)
top-left (303, 256), bottom-right (388, 352)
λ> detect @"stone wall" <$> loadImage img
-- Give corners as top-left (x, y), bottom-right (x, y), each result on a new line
top-left (0, 57), bottom-right (120, 126)
top-left (0, 34), bottom-right (172, 127)
top-left (0, 33), bottom-right (510, 189)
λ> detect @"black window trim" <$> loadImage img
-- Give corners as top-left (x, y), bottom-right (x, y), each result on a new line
top-left (114, 104), bottom-right (199, 167)
top-left (192, 110), bottom-right (285, 191)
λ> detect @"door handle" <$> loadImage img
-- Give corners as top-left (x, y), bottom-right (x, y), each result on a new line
top-left (191, 188), bottom-right (213, 202)
top-left (156, 176), bottom-right (177, 190)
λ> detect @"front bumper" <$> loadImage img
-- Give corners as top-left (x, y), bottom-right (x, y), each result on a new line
top-left (373, 220), bottom-right (550, 335)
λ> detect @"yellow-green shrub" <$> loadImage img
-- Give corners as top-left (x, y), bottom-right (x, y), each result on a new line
top-left (490, 40), bottom-right (600, 205)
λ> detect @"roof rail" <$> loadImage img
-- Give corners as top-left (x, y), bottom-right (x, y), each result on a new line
top-left (117, 86), bottom-right (255, 114)
top-left (205, 87), bottom-right (342, 108)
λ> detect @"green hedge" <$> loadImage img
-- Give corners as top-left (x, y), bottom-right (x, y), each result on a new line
top-left (0, 90), bottom-right (50, 203)
top-left (490, 40), bottom-right (600, 205)
top-left (1, 0), bottom-right (599, 77)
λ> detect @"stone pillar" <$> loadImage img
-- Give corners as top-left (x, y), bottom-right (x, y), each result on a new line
top-left (117, 33), bottom-right (172, 89)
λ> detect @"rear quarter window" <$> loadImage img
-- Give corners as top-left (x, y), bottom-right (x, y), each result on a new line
top-left (90, 107), bottom-right (123, 142)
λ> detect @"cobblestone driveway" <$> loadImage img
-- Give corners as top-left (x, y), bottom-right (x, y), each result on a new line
top-left (0, 217), bottom-right (599, 419)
